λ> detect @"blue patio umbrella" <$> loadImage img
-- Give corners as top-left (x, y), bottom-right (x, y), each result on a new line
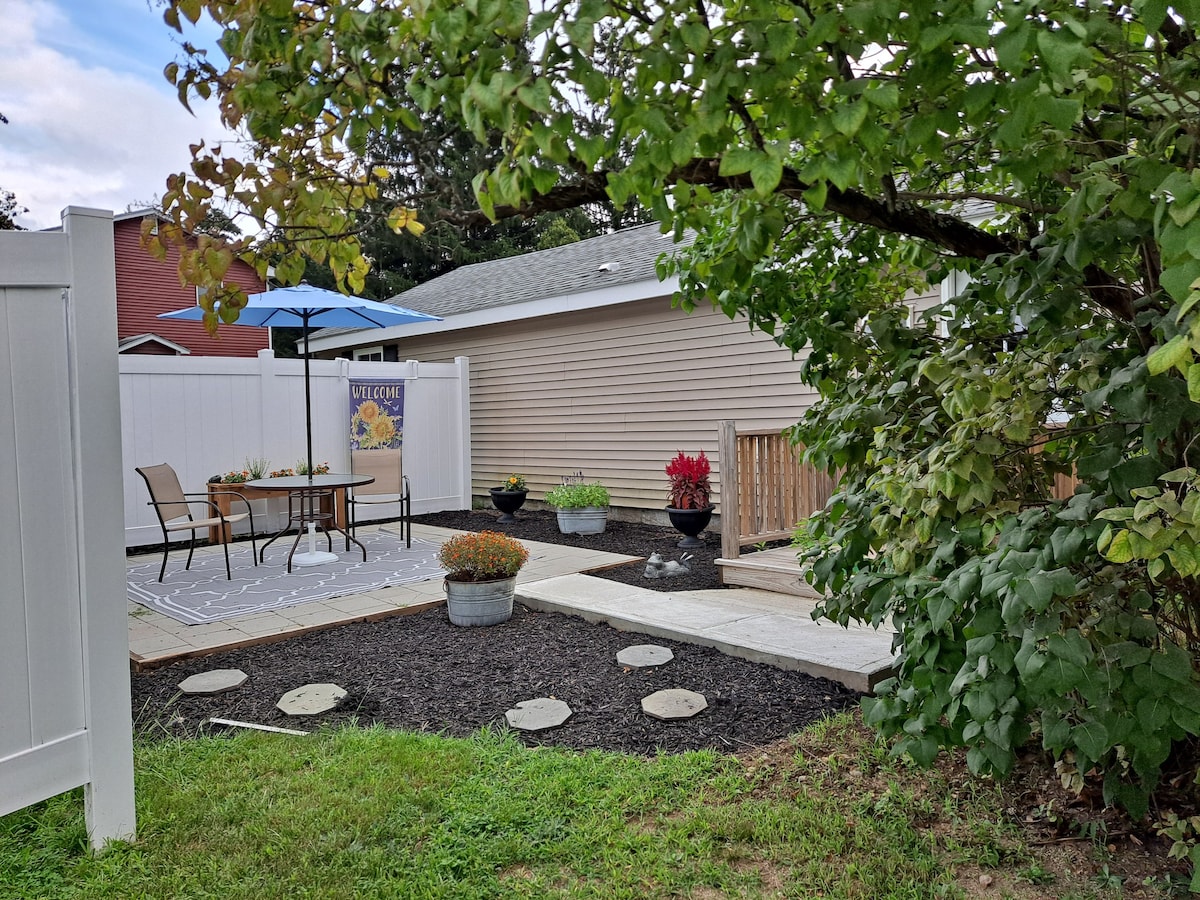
top-left (160, 284), bottom-right (441, 478)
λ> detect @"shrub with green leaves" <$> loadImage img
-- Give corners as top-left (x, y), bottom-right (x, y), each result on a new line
top-left (785, 269), bottom-right (1200, 816)
top-left (545, 481), bottom-right (610, 509)
top-left (159, 0), bottom-right (1200, 821)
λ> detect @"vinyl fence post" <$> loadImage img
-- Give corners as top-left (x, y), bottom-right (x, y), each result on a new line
top-left (63, 207), bottom-right (137, 848)
top-left (455, 356), bottom-right (472, 509)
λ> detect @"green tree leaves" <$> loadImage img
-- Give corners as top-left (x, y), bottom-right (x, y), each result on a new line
top-left (162, 0), bottom-right (1200, 817)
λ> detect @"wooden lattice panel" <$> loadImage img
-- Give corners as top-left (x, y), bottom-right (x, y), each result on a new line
top-left (719, 422), bottom-right (836, 558)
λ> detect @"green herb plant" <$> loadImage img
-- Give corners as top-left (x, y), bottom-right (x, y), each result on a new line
top-left (544, 481), bottom-right (610, 509)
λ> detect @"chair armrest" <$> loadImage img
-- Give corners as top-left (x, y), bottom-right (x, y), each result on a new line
top-left (187, 489), bottom-right (254, 517)
top-left (150, 495), bottom-right (232, 521)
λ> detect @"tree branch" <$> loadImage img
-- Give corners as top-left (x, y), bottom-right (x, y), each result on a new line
top-left (449, 157), bottom-right (1141, 322)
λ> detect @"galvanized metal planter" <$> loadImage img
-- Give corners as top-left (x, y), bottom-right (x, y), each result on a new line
top-left (444, 575), bottom-right (516, 626)
top-left (555, 506), bottom-right (608, 535)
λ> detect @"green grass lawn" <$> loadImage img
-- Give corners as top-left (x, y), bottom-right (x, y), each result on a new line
top-left (0, 715), bottom-right (1142, 899)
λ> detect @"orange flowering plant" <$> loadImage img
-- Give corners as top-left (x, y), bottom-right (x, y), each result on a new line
top-left (209, 456), bottom-right (271, 483)
top-left (438, 531), bottom-right (530, 582)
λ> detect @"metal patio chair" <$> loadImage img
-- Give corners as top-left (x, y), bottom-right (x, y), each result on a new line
top-left (346, 448), bottom-right (411, 549)
top-left (135, 463), bottom-right (258, 581)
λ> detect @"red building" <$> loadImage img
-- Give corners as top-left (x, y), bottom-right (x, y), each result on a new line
top-left (114, 210), bottom-right (271, 357)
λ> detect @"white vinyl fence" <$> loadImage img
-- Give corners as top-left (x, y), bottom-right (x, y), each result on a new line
top-left (120, 351), bottom-right (472, 547)
top-left (1, 208), bottom-right (136, 848)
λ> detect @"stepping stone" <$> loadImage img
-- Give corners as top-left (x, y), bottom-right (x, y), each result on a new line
top-left (505, 697), bottom-right (572, 731)
top-left (617, 644), bottom-right (674, 668)
top-left (178, 668), bottom-right (248, 695)
top-left (642, 689), bottom-right (707, 720)
top-left (276, 683), bottom-right (347, 716)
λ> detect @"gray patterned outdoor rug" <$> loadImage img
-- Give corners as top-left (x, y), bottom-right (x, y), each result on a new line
top-left (127, 531), bottom-right (445, 625)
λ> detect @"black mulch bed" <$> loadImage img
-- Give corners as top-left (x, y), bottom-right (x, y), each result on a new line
top-left (414, 507), bottom-right (729, 591)
top-left (130, 507), bottom-right (860, 755)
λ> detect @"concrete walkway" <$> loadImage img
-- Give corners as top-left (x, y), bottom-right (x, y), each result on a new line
top-left (127, 523), bottom-right (897, 690)
top-left (518, 576), bottom-right (895, 692)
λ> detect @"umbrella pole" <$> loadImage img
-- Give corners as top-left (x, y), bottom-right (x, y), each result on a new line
top-left (292, 318), bottom-right (336, 567)
top-left (303, 323), bottom-right (314, 481)
top-left (295, 321), bottom-right (338, 564)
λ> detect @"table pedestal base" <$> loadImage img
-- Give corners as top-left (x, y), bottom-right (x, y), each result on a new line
top-left (247, 475), bottom-right (371, 572)
top-left (291, 522), bottom-right (339, 567)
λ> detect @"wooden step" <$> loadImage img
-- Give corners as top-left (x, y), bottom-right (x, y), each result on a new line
top-left (716, 547), bottom-right (823, 599)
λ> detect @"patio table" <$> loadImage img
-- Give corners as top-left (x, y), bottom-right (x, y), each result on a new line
top-left (248, 473), bottom-right (375, 572)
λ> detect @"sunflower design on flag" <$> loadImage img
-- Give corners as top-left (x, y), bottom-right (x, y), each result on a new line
top-left (349, 382), bottom-right (404, 450)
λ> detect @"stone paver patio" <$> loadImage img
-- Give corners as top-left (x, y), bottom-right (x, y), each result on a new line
top-left (126, 522), bottom-right (898, 691)
top-left (126, 522), bottom-right (638, 669)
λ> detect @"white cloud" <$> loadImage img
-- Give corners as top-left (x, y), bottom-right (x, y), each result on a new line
top-left (0, 0), bottom-right (240, 230)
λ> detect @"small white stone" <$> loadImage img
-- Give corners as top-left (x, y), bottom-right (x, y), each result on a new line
top-left (505, 698), bottom-right (572, 731)
top-left (616, 644), bottom-right (674, 668)
top-left (641, 688), bottom-right (707, 720)
top-left (276, 683), bottom-right (347, 716)
top-left (178, 669), bottom-right (248, 695)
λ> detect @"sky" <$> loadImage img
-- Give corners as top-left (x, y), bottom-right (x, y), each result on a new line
top-left (0, 0), bottom-right (236, 230)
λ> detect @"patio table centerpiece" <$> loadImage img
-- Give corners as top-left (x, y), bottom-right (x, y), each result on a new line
top-left (438, 530), bottom-right (530, 626)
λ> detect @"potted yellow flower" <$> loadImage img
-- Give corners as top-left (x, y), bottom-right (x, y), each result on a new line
top-left (488, 473), bottom-right (528, 523)
top-left (438, 530), bottom-right (530, 626)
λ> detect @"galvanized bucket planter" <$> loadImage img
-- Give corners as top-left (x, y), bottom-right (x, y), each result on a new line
top-left (444, 575), bottom-right (516, 626)
top-left (555, 506), bottom-right (608, 535)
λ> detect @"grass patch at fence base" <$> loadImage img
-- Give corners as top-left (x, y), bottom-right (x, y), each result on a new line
top-left (3, 714), bottom-right (1168, 899)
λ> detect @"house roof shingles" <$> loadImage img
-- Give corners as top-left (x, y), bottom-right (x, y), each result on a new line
top-left (315, 200), bottom-right (996, 344)
top-left (316, 222), bottom-right (688, 340)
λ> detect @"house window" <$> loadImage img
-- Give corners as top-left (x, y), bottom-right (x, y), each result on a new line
top-left (936, 269), bottom-right (976, 338)
top-left (355, 346), bottom-right (384, 362)
top-left (195, 284), bottom-right (224, 306)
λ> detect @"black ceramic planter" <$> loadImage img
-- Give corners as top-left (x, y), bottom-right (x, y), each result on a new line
top-left (666, 505), bottom-right (714, 548)
top-left (489, 488), bottom-right (528, 523)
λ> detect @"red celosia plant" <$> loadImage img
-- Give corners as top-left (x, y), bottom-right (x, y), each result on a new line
top-left (438, 530), bottom-right (530, 582)
top-left (666, 450), bottom-right (712, 509)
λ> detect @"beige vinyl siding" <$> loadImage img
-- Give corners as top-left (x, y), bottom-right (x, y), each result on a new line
top-left (362, 295), bottom-right (818, 513)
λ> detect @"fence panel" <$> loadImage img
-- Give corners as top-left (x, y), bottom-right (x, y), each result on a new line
top-left (0, 208), bottom-right (136, 848)
top-left (719, 419), bottom-right (1085, 559)
top-left (719, 423), bottom-right (836, 559)
top-left (121, 352), bottom-right (472, 547)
